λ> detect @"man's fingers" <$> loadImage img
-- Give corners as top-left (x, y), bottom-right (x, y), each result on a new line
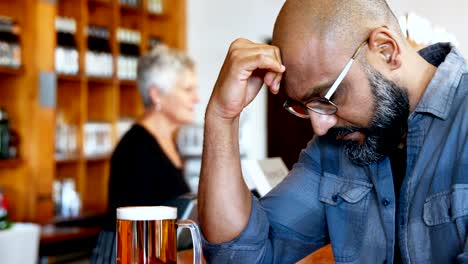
top-left (229, 38), bottom-right (253, 49)
top-left (232, 44), bottom-right (284, 94)
top-left (272, 45), bottom-right (282, 66)
top-left (272, 71), bottom-right (283, 93)
top-left (239, 53), bottom-right (285, 75)
top-left (226, 39), bottom-right (285, 93)
top-left (264, 71), bottom-right (283, 94)
top-left (235, 46), bottom-right (281, 64)
top-left (264, 72), bottom-right (276, 88)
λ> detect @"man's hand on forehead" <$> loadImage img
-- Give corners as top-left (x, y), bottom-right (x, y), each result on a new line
top-left (207, 38), bottom-right (286, 121)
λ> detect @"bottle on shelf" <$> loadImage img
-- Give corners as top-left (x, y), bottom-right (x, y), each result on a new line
top-left (0, 16), bottom-right (21, 68)
top-left (117, 28), bottom-right (140, 81)
top-left (0, 108), bottom-right (11, 159)
top-left (148, 0), bottom-right (164, 14)
top-left (58, 178), bottom-right (81, 218)
top-left (86, 25), bottom-right (113, 78)
top-left (7, 129), bottom-right (19, 159)
top-left (55, 113), bottom-right (78, 160)
top-left (0, 188), bottom-right (11, 230)
top-left (55, 17), bottom-right (79, 75)
top-left (53, 179), bottom-right (62, 216)
top-left (120, 0), bottom-right (140, 8)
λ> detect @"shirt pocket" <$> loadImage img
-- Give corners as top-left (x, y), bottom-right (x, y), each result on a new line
top-left (423, 184), bottom-right (468, 226)
top-left (422, 185), bottom-right (468, 261)
top-left (319, 172), bottom-right (373, 262)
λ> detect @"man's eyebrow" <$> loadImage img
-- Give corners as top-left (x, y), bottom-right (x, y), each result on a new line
top-left (300, 82), bottom-right (333, 102)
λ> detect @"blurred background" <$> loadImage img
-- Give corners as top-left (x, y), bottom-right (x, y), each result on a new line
top-left (0, 0), bottom-right (465, 263)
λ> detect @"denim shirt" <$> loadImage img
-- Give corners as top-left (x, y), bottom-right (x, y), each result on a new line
top-left (202, 43), bottom-right (468, 264)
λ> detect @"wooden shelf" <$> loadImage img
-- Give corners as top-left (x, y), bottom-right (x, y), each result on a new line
top-left (88, 0), bottom-right (111, 6)
top-left (0, 158), bottom-right (22, 169)
top-left (0, 66), bottom-right (24, 75)
top-left (147, 12), bottom-right (170, 20)
top-left (85, 154), bottom-right (111, 162)
top-left (120, 4), bottom-right (142, 13)
top-left (57, 74), bottom-right (82, 82)
top-left (87, 77), bottom-right (115, 85)
top-left (55, 153), bottom-right (82, 164)
top-left (119, 79), bottom-right (137, 86)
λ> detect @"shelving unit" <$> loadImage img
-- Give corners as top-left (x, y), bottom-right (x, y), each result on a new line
top-left (0, 0), bottom-right (186, 224)
top-left (0, 159), bottom-right (22, 168)
top-left (0, 0), bottom-right (55, 224)
top-left (0, 67), bottom-right (25, 75)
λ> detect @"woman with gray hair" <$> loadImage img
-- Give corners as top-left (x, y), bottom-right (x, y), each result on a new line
top-left (91, 44), bottom-right (199, 264)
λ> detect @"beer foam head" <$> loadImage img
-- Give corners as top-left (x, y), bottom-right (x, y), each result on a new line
top-left (117, 206), bottom-right (177, 220)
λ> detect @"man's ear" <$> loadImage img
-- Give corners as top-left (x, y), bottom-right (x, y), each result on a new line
top-left (368, 27), bottom-right (402, 70)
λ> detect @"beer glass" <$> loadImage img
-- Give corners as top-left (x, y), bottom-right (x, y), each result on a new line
top-left (117, 206), bottom-right (202, 264)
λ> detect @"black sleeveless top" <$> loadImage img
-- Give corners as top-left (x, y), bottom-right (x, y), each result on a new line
top-left (104, 124), bottom-right (190, 230)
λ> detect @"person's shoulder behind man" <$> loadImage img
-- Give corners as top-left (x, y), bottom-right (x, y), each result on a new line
top-left (111, 123), bottom-right (156, 162)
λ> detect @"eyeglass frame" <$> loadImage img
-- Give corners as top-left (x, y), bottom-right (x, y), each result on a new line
top-left (283, 39), bottom-right (368, 118)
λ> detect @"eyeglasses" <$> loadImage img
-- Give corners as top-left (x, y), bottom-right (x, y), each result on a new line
top-left (283, 40), bottom-right (368, 118)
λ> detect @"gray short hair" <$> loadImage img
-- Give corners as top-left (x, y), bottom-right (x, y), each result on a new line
top-left (137, 44), bottom-right (195, 108)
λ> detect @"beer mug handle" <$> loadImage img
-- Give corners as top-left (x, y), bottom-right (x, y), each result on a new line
top-left (177, 219), bottom-right (203, 264)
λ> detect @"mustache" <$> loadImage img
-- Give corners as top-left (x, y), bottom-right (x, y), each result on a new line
top-left (326, 126), bottom-right (370, 139)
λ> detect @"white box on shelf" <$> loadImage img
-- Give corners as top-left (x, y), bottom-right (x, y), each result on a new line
top-left (84, 122), bottom-right (113, 157)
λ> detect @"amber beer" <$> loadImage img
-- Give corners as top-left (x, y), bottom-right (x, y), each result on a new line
top-left (117, 206), bottom-right (202, 264)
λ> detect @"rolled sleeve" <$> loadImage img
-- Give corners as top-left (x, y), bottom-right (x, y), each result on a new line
top-left (202, 195), bottom-right (272, 263)
top-left (458, 235), bottom-right (468, 264)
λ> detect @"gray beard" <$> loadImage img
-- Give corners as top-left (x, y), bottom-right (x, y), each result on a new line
top-left (326, 65), bottom-right (410, 166)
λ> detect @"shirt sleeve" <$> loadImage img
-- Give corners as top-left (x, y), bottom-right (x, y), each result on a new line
top-left (202, 139), bottom-right (329, 263)
top-left (457, 234), bottom-right (468, 264)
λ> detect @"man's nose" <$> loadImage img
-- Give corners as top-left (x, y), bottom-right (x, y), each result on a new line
top-left (309, 110), bottom-right (338, 136)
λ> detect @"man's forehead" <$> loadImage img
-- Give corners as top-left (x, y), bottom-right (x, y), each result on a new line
top-left (277, 39), bottom-right (343, 101)
top-left (281, 71), bottom-right (334, 102)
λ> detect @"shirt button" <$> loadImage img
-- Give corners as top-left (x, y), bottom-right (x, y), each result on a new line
top-left (332, 194), bottom-right (338, 202)
top-left (382, 198), bottom-right (390, 207)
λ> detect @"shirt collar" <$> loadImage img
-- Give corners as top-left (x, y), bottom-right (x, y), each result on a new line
top-left (413, 43), bottom-right (467, 120)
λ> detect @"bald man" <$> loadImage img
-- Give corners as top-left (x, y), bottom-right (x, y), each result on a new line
top-left (198, 0), bottom-right (468, 263)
